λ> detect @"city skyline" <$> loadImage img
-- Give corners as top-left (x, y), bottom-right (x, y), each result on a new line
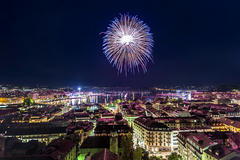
top-left (2, 1), bottom-right (240, 160)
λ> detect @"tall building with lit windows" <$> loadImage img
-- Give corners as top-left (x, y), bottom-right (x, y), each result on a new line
top-left (133, 117), bottom-right (172, 158)
top-left (133, 117), bottom-right (211, 158)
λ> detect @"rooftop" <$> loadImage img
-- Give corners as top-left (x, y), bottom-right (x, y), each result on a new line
top-left (91, 148), bottom-right (120, 160)
top-left (205, 144), bottom-right (232, 159)
top-left (188, 133), bottom-right (214, 149)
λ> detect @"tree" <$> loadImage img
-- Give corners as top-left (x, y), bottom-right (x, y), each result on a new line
top-left (116, 99), bottom-right (121, 104)
top-left (121, 132), bottom-right (134, 160)
top-left (142, 149), bottom-right (149, 160)
top-left (165, 96), bottom-right (170, 102)
top-left (133, 147), bottom-right (143, 160)
top-left (168, 153), bottom-right (182, 160)
top-left (23, 97), bottom-right (35, 106)
top-left (149, 156), bottom-right (162, 160)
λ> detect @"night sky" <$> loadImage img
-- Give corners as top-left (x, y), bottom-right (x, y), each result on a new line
top-left (1, 0), bottom-right (240, 87)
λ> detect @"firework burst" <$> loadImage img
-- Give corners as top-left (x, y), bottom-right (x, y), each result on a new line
top-left (102, 14), bottom-right (153, 74)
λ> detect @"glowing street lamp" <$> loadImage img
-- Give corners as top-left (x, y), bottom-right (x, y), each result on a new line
top-left (77, 87), bottom-right (81, 99)
top-left (78, 87), bottom-right (81, 94)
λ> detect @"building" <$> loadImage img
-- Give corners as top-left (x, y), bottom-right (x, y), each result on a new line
top-left (94, 116), bottom-right (132, 136)
top-left (78, 136), bottom-right (122, 160)
top-left (0, 136), bottom-right (49, 160)
top-left (4, 122), bottom-right (68, 145)
top-left (90, 148), bottom-right (121, 160)
top-left (212, 118), bottom-right (240, 133)
top-left (66, 121), bottom-right (94, 145)
top-left (178, 132), bottom-right (240, 160)
top-left (133, 117), bottom-right (172, 158)
top-left (0, 97), bottom-right (24, 105)
top-left (46, 138), bottom-right (77, 160)
top-left (182, 133), bottom-right (215, 160)
top-left (203, 144), bottom-right (240, 160)
top-left (11, 105), bottom-right (63, 123)
top-left (0, 137), bottom-right (77, 160)
top-left (133, 117), bottom-right (211, 158)
top-left (120, 102), bottom-right (146, 127)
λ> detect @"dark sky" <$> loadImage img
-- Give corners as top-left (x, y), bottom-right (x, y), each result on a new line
top-left (1, 0), bottom-right (240, 87)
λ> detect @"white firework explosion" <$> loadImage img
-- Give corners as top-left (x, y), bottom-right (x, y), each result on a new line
top-left (103, 14), bottom-right (153, 74)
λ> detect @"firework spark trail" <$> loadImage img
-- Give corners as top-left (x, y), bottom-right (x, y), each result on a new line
top-left (103, 14), bottom-right (153, 75)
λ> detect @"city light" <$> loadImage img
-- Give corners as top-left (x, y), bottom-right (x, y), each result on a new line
top-left (1, 2), bottom-right (239, 159)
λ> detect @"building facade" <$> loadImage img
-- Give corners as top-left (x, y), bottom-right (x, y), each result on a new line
top-left (133, 117), bottom-right (211, 158)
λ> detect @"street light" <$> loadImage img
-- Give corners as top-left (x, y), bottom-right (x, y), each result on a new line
top-left (78, 87), bottom-right (81, 96)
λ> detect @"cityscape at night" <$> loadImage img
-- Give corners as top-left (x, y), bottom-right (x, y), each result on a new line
top-left (1, 0), bottom-right (240, 160)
